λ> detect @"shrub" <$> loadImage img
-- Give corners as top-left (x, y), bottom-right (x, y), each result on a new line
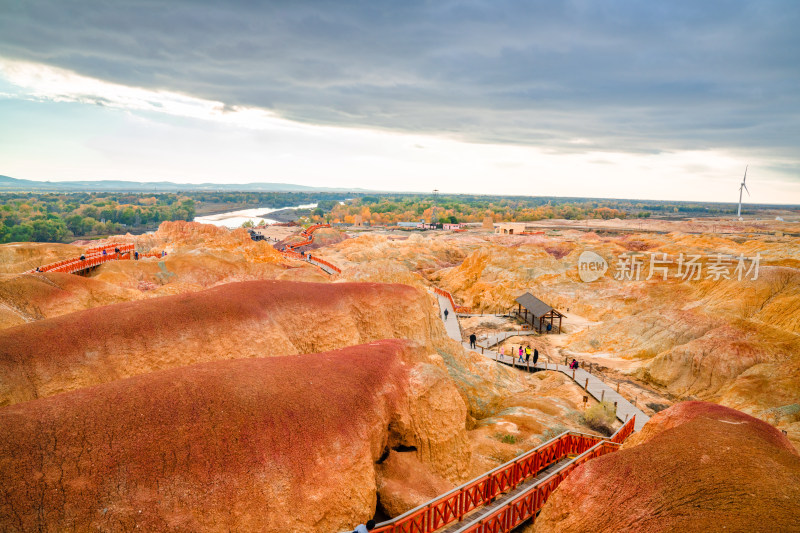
top-left (581, 401), bottom-right (616, 436)
top-left (646, 402), bottom-right (669, 413)
top-left (494, 433), bottom-right (518, 445)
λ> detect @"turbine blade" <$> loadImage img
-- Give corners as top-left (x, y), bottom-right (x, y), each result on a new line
top-left (744, 184), bottom-right (750, 195)
top-left (743, 165), bottom-right (748, 183)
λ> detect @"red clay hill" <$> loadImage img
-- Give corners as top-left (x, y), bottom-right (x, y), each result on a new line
top-left (0, 280), bottom-right (447, 406)
top-left (533, 402), bottom-right (800, 532)
top-left (0, 340), bottom-right (470, 532)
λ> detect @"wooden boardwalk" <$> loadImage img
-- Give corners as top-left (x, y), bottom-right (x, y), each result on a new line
top-left (434, 290), bottom-right (649, 431)
top-left (306, 256), bottom-right (338, 275)
top-left (485, 350), bottom-right (649, 431)
top-left (436, 293), bottom-right (465, 342)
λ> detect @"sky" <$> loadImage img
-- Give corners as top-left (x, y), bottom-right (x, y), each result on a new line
top-left (0, 1), bottom-right (798, 203)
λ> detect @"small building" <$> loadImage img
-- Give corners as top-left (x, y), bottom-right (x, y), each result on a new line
top-left (443, 223), bottom-right (463, 230)
top-left (495, 223), bottom-right (528, 234)
top-left (513, 292), bottom-right (565, 334)
top-left (397, 222), bottom-right (420, 228)
top-left (495, 223), bottom-right (546, 235)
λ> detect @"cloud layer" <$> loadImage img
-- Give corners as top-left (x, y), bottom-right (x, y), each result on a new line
top-left (1, 0), bottom-right (797, 161)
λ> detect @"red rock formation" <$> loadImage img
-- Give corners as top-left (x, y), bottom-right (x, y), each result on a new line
top-left (0, 340), bottom-right (436, 532)
top-left (0, 271), bottom-right (139, 329)
top-left (0, 242), bottom-right (82, 274)
top-left (533, 402), bottom-right (800, 532)
top-left (0, 280), bottom-right (446, 406)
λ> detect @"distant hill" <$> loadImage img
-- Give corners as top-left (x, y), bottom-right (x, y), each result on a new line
top-left (0, 175), bottom-right (369, 193)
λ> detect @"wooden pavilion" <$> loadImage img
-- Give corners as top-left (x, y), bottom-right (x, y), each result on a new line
top-left (513, 292), bottom-right (565, 334)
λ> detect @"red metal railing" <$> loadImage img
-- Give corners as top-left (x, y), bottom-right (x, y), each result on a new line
top-left (432, 287), bottom-right (471, 314)
top-left (29, 244), bottom-right (135, 274)
top-left (368, 416), bottom-right (635, 533)
top-left (307, 254), bottom-right (342, 274)
top-left (281, 249), bottom-right (304, 259)
top-left (278, 224), bottom-right (343, 275)
top-left (302, 223), bottom-right (330, 236)
top-left (136, 251), bottom-right (166, 259)
top-left (282, 223), bottom-right (331, 253)
top-left (455, 440), bottom-right (621, 533)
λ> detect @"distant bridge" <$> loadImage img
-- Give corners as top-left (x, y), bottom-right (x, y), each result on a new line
top-left (27, 243), bottom-right (140, 275)
top-left (279, 223), bottom-right (343, 275)
top-left (26, 224), bottom-right (345, 277)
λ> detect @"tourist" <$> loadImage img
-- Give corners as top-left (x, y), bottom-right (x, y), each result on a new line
top-left (134, 251), bottom-right (139, 260)
top-left (500, 346), bottom-right (505, 359)
top-left (444, 308), bottom-right (449, 320)
top-left (518, 346), bottom-right (523, 363)
top-left (525, 345), bottom-right (531, 365)
top-left (570, 359), bottom-right (578, 370)
top-left (102, 249), bottom-right (107, 256)
top-left (353, 520), bottom-right (375, 532)
top-left (469, 333), bottom-right (477, 349)
top-left (546, 323), bottom-right (552, 333)
top-left (79, 254), bottom-right (85, 261)
top-left (533, 348), bottom-right (539, 367)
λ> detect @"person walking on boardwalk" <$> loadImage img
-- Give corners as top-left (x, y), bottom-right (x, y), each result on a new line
top-left (469, 333), bottom-right (477, 349)
top-left (533, 348), bottom-right (539, 367)
top-left (525, 345), bottom-right (531, 365)
top-left (444, 308), bottom-right (449, 320)
top-left (518, 346), bottom-right (524, 363)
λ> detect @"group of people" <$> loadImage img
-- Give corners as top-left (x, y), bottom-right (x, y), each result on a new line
top-left (498, 344), bottom-right (539, 366)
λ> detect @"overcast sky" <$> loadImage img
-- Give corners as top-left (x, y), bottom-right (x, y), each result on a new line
top-left (1, 1), bottom-right (798, 202)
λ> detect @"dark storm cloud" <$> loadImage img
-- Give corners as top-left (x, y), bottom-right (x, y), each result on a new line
top-left (1, 0), bottom-right (798, 157)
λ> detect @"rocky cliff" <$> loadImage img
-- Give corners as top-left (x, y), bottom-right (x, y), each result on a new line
top-left (0, 340), bottom-right (469, 532)
top-left (0, 280), bottom-right (446, 406)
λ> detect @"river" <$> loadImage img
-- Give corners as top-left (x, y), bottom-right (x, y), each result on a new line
top-left (193, 203), bottom-right (318, 229)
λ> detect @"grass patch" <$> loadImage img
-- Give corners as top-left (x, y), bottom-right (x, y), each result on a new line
top-left (646, 402), bottom-right (670, 413)
top-left (579, 401), bottom-right (616, 436)
top-left (494, 433), bottom-right (518, 444)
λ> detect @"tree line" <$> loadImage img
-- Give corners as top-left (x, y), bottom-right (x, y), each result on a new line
top-left (0, 192), bottom-right (196, 243)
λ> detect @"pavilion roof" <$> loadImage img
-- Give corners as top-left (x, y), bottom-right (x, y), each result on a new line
top-left (515, 292), bottom-right (564, 318)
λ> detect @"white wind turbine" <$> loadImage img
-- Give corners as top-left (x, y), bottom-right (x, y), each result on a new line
top-left (737, 166), bottom-right (749, 220)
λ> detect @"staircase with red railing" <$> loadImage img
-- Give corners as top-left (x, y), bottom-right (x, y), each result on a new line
top-left (353, 416), bottom-right (635, 533)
